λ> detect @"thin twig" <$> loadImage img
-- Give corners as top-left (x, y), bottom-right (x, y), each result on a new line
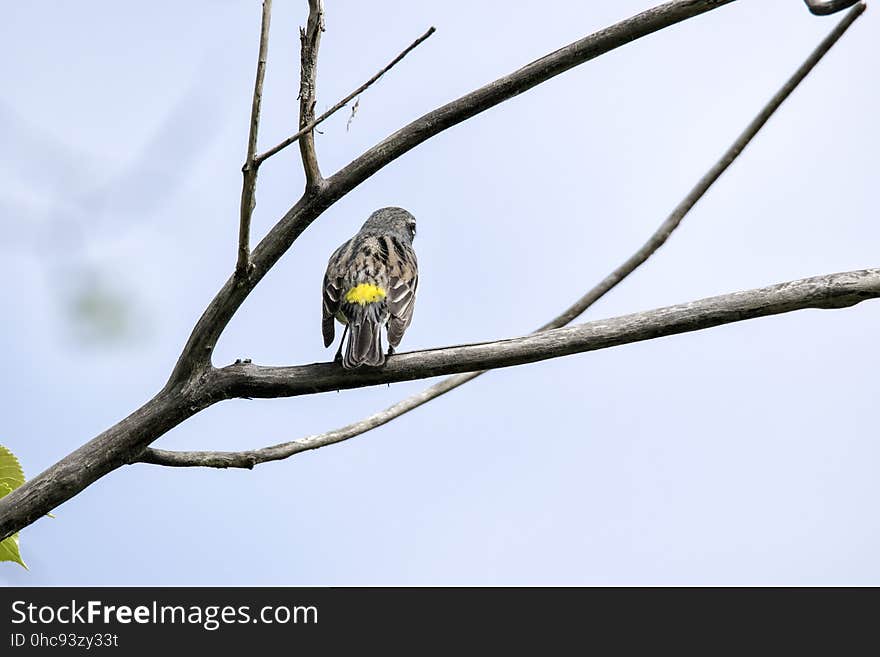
top-left (257, 27), bottom-right (436, 164)
top-left (236, 0), bottom-right (273, 278)
top-left (346, 97), bottom-right (360, 132)
top-left (298, 0), bottom-right (325, 190)
top-left (140, 3), bottom-right (867, 469)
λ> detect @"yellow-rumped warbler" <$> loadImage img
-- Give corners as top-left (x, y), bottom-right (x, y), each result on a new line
top-left (322, 207), bottom-right (419, 368)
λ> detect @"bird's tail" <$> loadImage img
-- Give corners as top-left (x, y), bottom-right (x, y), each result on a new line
top-left (343, 303), bottom-right (385, 369)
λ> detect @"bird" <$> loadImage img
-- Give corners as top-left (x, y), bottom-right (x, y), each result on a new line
top-left (322, 207), bottom-right (419, 369)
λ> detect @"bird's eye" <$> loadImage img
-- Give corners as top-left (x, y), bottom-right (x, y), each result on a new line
top-left (408, 221), bottom-right (416, 236)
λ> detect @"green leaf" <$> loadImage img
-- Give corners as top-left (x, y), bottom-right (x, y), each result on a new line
top-left (0, 445), bottom-right (25, 493)
top-left (0, 446), bottom-right (28, 570)
top-left (0, 530), bottom-right (27, 570)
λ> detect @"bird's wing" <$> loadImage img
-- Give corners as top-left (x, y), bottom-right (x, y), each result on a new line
top-left (322, 243), bottom-right (348, 347)
top-left (387, 240), bottom-right (418, 348)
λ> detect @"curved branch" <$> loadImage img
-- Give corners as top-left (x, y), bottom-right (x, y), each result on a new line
top-left (139, 377), bottom-right (468, 468)
top-left (139, 268), bottom-right (880, 469)
top-left (140, 3), bottom-right (863, 469)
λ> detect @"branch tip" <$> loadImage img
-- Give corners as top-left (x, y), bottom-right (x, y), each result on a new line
top-left (298, 0), bottom-right (325, 188)
top-left (236, 0), bottom-right (273, 281)
top-left (804, 0), bottom-right (865, 16)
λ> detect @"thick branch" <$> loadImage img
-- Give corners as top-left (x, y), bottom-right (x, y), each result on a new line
top-left (139, 269), bottom-right (880, 468)
top-left (256, 27), bottom-right (436, 165)
top-left (208, 270), bottom-right (880, 400)
top-left (6, 267), bottom-right (880, 533)
top-left (0, 389), bottom-right (208, 543)
top-left (298, 0), bottom-right (324, 189)
top-left (236, 0), bottom-right (273, 278)
top-left (141, 3), bottom-right (862, 469)
top-left (168, 0), bottom-right (738, 384)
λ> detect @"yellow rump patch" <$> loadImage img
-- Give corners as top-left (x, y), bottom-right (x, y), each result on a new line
top-left (344, 283), bottom-right (386, 305)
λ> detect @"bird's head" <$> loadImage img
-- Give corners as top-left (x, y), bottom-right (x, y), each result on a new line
top-left (361, 206), bottom-right (416, 241)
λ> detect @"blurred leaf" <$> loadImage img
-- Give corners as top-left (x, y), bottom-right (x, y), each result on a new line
top-left (67, 274), bottom-right (132, 344)
top-left (0, 446), bottom-right (28, 570)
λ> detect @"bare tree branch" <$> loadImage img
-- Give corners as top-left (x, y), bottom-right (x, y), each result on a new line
top-left (139, 269), bottom-right (880, 467)
top-left (140, 3), bottom-right (864, 469)
top-left (213, 270), bottom-right (880, 398)
top-left (236, 0), bottom-right (273, 278)
top-left (168, 0), bottom-right (739, 385)
top-left (1, 0), bottom-right (865, 543)
top-left (139, 381), bottom-right (462, 468)
top-left (804, 0), bottom-right (862, 15)
top-left (256, 27), bottom-right (436, 165)
top-left (298, 0), bottom-right (325, 190)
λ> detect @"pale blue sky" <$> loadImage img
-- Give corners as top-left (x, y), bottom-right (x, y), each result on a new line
top-left (1, 1), bottom-right (878, 585)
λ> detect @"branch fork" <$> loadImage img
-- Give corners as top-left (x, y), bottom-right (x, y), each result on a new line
top-left (0, 0), bottom-right (869, 543)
